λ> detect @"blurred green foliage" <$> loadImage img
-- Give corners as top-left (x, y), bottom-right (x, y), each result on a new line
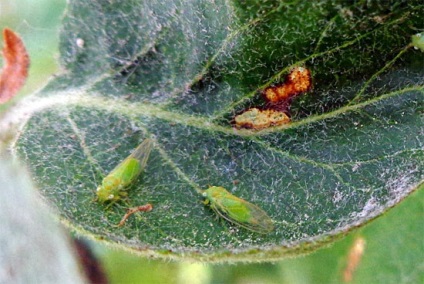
top-left (0, 0), bottom-right (66, 97)
top-left (2, 1), bottom-right (422, 283)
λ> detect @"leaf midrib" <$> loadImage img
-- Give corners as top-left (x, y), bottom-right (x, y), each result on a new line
top-left (24, 84), bottom-right (422, 135)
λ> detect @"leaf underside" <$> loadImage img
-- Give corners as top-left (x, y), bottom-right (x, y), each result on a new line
top-left (15, 0), bottom-right (423, 261)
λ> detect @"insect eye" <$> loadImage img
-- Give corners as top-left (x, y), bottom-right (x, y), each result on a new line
top-left (108, 194), bottom-right (114, 200)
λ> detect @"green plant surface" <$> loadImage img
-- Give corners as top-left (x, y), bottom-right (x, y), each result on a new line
top-left (97, 188), bottom-right (423, 283)
top-left (277, 187), bottom-right (424, 284)
top-left (6, 0), bottom-right (424, 261)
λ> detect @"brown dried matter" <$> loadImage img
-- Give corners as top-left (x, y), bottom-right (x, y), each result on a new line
top-left (234, 108), bottom-right (290, 129)
top-left (0, 28), bottom-right (30, 104)
top-left (343, 237), bottom-right (366, 282)
top-left (118, 203), bottom-right (153, 227)
top-left (235, 67), bottom-right (312, 130)
top-left (263, 66), bottom-right (311, 103)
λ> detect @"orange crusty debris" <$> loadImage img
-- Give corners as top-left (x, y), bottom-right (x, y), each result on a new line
top-left (234, 66), bottom-right (312, 130)
top-left (234, 108), bottom-right (290, 129)
top-left (263, 66), bottom-right (311, 103)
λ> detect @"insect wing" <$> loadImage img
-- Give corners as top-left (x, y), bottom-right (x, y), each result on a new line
top-left (108, 138), bottom-right (153, 183)
top-left (127, 138), bottom-right (153, 171)
top-left (238, 201), bottom-right (274, 233)
top-left (212, 194), bottom-right (274, 234)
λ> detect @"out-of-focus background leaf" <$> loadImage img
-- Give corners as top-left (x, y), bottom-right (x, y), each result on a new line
top-left (0, 156), bottom-right (86, 283)
top-left (0, 0), bottom-right (66, 101)
top-left (1, 0), bottom-right (422, 282)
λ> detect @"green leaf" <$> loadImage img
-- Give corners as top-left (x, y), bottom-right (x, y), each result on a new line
top-left (9, 0), bottom-right (423, 261)
top-left (350, 188), bottom-right (424, 283)
top-left (95, 188), bottom-right (424, 282)
top-left (276, 185), bottom-right (424, 284)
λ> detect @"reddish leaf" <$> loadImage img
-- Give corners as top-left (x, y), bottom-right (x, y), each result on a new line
top-left (0, 28), bottom-right (30, 104)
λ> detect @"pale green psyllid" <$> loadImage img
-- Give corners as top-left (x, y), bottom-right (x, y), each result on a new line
top-left (203, 186), bottom-right (274, 234)
top-left (96, 138), bottom-right (153, 203)
top-left (411, 33), bottom-right (424, 52)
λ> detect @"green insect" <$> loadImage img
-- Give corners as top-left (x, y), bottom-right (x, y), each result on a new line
top-left (96, 138), bottom-right (153, 203)
top-left (202, 186), bottom-right (274, 234)
top-left (411, 33), bottom-right (424, 52)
